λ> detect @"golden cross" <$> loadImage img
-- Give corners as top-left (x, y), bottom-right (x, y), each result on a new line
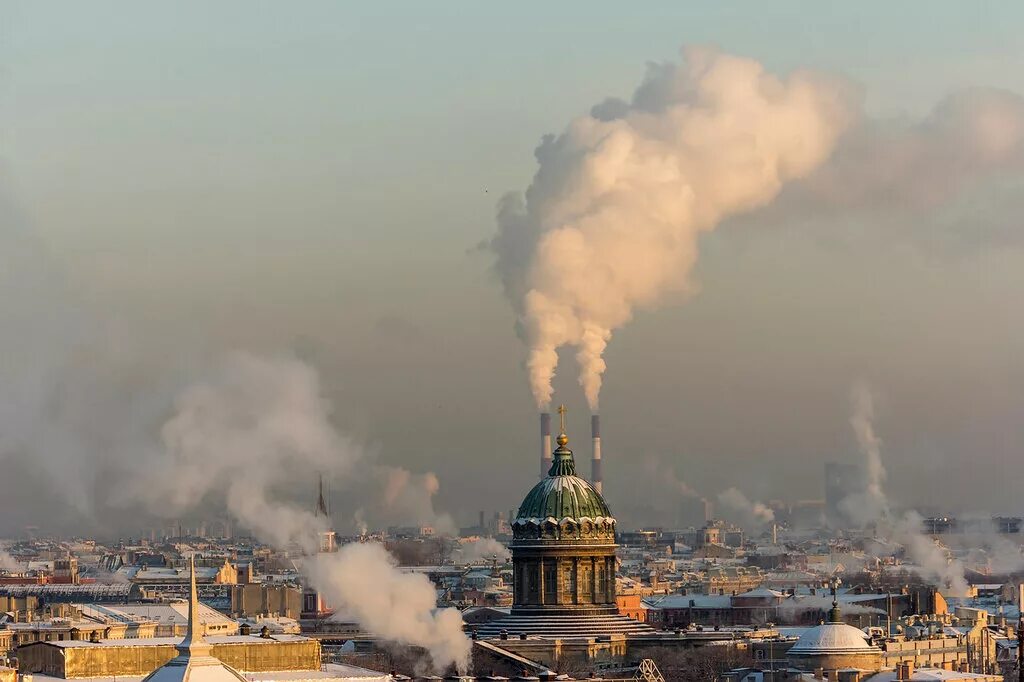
top-left (557, 404), bottom-right (567, 433)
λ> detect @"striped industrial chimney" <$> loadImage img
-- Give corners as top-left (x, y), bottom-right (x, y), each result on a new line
top-left (591, 414), bottom-right (602, 494)
top-left (540, 413), bottom-right (552, 478)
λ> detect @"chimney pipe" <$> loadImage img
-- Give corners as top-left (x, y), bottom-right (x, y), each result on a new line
top-left (540, 413), bottom-right (552, 478)
top-left (591, 415), bottom-right (602, 495)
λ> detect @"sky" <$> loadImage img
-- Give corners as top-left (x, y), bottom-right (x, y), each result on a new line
top-left (3, 2), bottom-right (1024, 535)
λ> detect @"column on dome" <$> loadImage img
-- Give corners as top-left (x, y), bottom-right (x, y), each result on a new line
top-left (573, 557), bottom-right (580, 604)
top-left (538, 557), bottom-right (545, 605)
top-left (560, 558), bottom-right (575, 604)
top-left (579, 556), bottom-right (592, 604)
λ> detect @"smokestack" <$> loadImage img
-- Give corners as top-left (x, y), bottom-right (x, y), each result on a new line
top-left (591, 414), bottom-right (602, 495)
top-left (540, 413), bottom-right (552, 478)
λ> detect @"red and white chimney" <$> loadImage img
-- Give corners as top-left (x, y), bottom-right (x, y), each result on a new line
top-left (591, 414), bottom-right (603, 495)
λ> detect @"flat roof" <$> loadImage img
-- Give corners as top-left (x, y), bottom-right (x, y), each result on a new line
top-left (18, 663), bottom-right (390, 682)
top-left (23, 634), bottom-right (312, 649)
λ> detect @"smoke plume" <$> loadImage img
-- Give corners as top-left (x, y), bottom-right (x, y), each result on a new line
top-left (839, 382), bottom-right (889, 526)
top-left (758, 87), bottom-right (1024, 224)
top-left (0, 195), bottom-right (469, 670)
top-left (491, 46), bottom-right (855, 408)
top-left (364, 467), bottom-right (457, 535)
top-left (0, 549), bottom-right (22, 572)
top-left (455, 538), bottom-right (509, 565)
top-left (304, 544), bottom-right (470, 672)
top-left (842, 382), bottom-right (969, 597)
top-left (132, 353), bottom-right (469, 670)
top-left (718, 487), bottom-right (775, 525)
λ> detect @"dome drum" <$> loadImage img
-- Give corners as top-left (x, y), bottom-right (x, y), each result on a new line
top-left (786, 603), bottom-right (882, 674)
top-left (512, 515), bottom-right (617, 542)
top-left (484, 409), bottom-right (656, 636)
top-left (510, 418), bottom-right (620, 618)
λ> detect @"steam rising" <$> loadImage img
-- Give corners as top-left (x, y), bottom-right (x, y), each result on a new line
top-left (0, 549), bottom-right (22, 572)
top-left (839, 382), bottom-right (888, 525)
top-left (718, 487), bottom-right (775, 525)
top-left (842, 382), bottom-right (968, 596)
top-left (772, 88), bottom-right (1024, 218)
top-left (0, 210), bottom-right (469, 671)
top-left (492, 47), bottom-right (855, 408)
top-left (456, 537), bottom-right (509, 565)
top-left (135, 354), bottom-right (470, 671)
top-left (305, 545), bottom-right (470, 672)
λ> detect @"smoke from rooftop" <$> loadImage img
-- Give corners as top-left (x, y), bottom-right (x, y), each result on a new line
top-left (0, 193), bottom-right (468, 671)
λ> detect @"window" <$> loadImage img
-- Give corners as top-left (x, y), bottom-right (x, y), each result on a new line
top-left (595, 560), bottom-right (606, 602)
top-left (561, 560), bottom-right (576, 603)
top-left (579, 561), bottom-right (593, 603)
top-left (526, 562), bottom-right (540, 603)
top-left (544, 561), bottom-right (557, 603)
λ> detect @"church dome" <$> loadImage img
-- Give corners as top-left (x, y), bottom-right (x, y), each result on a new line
top-left (788, 621), bottom-right (876, 655)
top-left (512, 429), bottom-right (615, 542)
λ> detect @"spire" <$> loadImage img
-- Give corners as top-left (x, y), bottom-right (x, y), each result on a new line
top-left (177, 555), bottom-right (212, 658)
top-left (547, 404), bottom-right (577, 477)
top-left (315, 473), bottom-right (329, 518)
top-left (556, 404), bottom-right (569, 447)
top-left (827, 576), bottom-right (842, 623)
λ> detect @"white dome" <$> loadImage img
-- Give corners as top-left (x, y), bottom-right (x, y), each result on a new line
top-left (789, 622), bottom-right (878, 655)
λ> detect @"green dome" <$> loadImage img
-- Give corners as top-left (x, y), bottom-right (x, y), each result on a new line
top-left (514, 434), bottom-right (614, 534)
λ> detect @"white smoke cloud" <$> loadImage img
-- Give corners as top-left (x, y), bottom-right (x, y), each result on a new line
top-left (841, 381), bottom-right (969, 597)
top-left (768, 88), bottom-right (1024, 218)
top-left (455, 538), bottom-right (508, 565)
top-left (0, 197), bottom-right (468, 670)
top-left (896, 511), bottom-right (969, 597)
top-left (304, 544), bottom-right (469, 673)
top-left (117, 352), bottom-right (349, 546)
top-left (0, 548), bottom-right (22, 572)
top-left (126, 353), bottom-right (470, 670)
top-left (362, 466), bottom-right (456, 536)
top-left (491, 46), bottom-right (856, 408)
top-left (839, 382), bottom-right (889, 526)
top-left (717, 487), bottom-right (775, 526)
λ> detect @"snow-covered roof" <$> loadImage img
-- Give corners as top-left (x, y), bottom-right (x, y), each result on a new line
top-left (864, 669), bottom-right (999, 682)
top-left (737, 588), bottom-right (785, 598)
top-left (789, 622), bottom-right (879, 655)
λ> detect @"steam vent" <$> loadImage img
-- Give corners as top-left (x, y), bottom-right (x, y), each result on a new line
top-left (476, 406), bottom-right (653, 638)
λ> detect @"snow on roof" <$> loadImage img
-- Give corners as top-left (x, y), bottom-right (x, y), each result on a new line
top-left (789, 622), bottom-right (878, 655)
top-left (97, 602), bottom-right (234, 626)
top-left (644, 594), bottom-right (732, 609)
top-left (26, 634), bottom-right (312, 648)
top-left (18, 664), bottom-right (391, 682)
top-left (865, 669), bottom-right (999, 682)
top-left (737, 588), bottom-right (784, 598)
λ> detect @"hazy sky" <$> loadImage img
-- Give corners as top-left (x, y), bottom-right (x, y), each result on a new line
top-left (3, 2), bottom-right (1024, 533)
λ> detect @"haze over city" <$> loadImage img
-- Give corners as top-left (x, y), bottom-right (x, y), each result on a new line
top-left (4, 3), bottom-right (1024, 535)
top-left (8, 4), bottom-right (1024, 681)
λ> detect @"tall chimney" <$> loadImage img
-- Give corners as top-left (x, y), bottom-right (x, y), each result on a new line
top-left (591, 414), bottom-right (602, 495)
top-left (540, 413), bottom-right (552, 478)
